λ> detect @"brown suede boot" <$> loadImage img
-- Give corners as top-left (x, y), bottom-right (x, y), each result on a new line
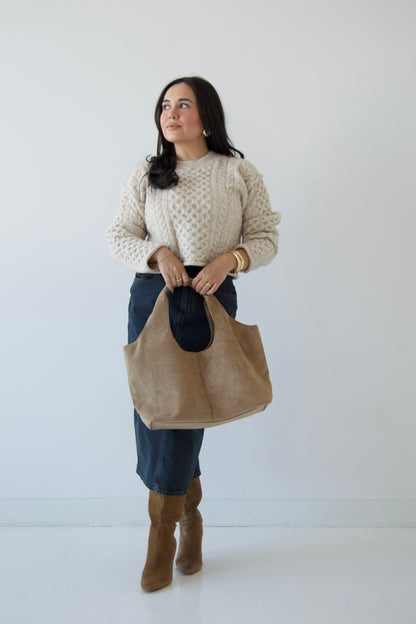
top-left (175, 477), bottom-right (203, 575)
top-left (141, 491), bottom-right (186, 592)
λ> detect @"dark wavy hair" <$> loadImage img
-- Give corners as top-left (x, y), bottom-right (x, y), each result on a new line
top-left (147, 76), bottom-right (244, 189)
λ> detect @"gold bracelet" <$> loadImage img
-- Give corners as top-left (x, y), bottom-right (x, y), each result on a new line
top-left (231, 250), bottom-right (244, 272)
top-left (236, 250), bottom-right (245, 271)
top-left (230, 250), bottom-right (239, 272)
top-left (230, 249), bottom-right (245, 273)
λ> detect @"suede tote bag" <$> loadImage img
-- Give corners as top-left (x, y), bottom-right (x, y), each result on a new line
top-left (123, 286), bottom-right (273, 430)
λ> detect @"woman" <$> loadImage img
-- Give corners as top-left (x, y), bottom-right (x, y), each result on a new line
top-left (106, 76), bottom-right (281, 592)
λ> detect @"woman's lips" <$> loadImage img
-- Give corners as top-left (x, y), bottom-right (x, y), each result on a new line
top-left (167, 125), bottom-right (181, 130)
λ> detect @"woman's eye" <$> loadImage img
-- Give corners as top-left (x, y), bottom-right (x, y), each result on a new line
top-left (162, 102), bottom-right (189, 111)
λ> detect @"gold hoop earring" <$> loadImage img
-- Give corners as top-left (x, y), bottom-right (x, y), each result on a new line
top-left (202, 129), bottom-right (211, 138)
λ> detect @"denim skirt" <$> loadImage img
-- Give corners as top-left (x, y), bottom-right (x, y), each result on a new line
top-left (127, 266), bottom-right (238, 496)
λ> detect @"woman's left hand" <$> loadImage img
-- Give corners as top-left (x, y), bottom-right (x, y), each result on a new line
top-left (192, 253), bottom-right (237, 295)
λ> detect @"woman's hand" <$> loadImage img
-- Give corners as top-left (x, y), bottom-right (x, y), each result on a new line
top-left (192, 253), bottom-right (238, 295)
top-left (149, 247), bottom-right (190, 293)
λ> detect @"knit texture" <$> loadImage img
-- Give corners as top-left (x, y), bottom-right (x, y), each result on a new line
top-left (106, 151), bottom-right (281, 273)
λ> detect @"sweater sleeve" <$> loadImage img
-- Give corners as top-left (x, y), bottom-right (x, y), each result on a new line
top-left (105, 166), bottom-right (169, 272)
top-left (235, 160), bottom-right (281, 272)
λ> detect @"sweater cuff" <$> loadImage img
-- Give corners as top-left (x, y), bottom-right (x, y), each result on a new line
top-left (145, 243), bottom-right (171, 272)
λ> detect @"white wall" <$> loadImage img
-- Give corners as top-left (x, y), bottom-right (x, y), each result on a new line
top-left (1, 0), bottom-right (415, 526)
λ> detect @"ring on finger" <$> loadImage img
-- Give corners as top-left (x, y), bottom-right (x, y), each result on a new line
top-left (205, 281), bottom-right (213, 289)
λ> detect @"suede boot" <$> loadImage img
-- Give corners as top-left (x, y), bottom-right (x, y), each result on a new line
top-left (141, 491), bottom-right (186, 592)
top-left (175, 477), bottom-right (203, 575)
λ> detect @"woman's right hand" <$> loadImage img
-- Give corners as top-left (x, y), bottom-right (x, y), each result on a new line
top-left (149, 247), bottom-right (190, 293)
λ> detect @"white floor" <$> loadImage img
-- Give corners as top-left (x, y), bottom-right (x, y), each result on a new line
top-left (1, 527), bottom-right (415, 624)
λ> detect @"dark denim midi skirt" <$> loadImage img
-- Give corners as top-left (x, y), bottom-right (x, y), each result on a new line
top-left (127, 266), bottom-right (238, 496)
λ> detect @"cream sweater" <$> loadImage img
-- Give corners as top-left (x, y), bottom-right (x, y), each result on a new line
top-left (106, 151), bottom-right (281, 273)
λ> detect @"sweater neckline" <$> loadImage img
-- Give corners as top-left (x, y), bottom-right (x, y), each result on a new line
top-left (175, 151), bottom-right (217, 170)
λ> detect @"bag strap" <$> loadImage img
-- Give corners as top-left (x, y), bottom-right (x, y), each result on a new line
top-left (150, 286), bottom-right (232, 349)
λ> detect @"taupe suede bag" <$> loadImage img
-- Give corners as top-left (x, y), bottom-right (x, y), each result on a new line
top-left (123, 286), bottom-right (273, 430)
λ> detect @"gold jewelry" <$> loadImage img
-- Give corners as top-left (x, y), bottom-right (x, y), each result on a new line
top-left (236, 250), bottom-right (245, 270)
top-left (176, 277), bottom-right (183, 283)
top-left (202, 129), bottom-right (211, 137)
top-left (230, 249), bottom-right (245, 273)
top-left (205, 282), bottom-right (213, 288)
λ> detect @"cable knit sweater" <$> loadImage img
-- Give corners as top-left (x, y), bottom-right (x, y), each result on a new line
top-left (106, 151), bottom-right (281, 273)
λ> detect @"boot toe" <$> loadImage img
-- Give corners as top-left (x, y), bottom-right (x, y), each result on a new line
top-left (141, 573), bottom-right (172, 592)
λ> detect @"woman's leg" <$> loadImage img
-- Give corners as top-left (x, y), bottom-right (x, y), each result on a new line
top-left (171, 274), bottom-right (237, 577)
top-left (128, 274), bottom-right (206, 590)
top-left (141, 491), bottom-right (187, 592)
top-left (175, 476), bottom-right (203, 575)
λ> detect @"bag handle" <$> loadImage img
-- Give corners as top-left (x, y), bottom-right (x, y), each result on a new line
top-left (151, 286), bottom-right (232, 351)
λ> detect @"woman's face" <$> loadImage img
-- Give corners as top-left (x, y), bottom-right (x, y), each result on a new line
top-left (160, 82), bottom-right (205, 149)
